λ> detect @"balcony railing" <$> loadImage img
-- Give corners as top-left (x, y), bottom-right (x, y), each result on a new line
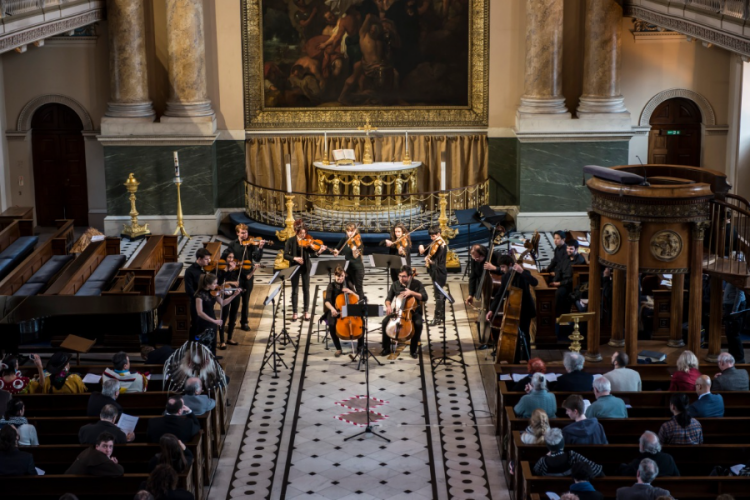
top-left (683, 0), bottom-right (750, 19)
top-left (0, 0), bottom-right (77, 18)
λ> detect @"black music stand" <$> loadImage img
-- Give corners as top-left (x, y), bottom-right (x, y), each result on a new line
top-left (370, 253), bottom-right (406, 286)
top-left (311, 259), bottom-right (348, 284)
top-left (343, 299), bottom-right (390, 443)
top-left (261, 285), bottom-right (285, 378)
top-left (455, 208), bottom-right (480, 278)
top-left (269, 266), bottom-right (300, 348)
top-left (431, 283), bottom-right (466, 369)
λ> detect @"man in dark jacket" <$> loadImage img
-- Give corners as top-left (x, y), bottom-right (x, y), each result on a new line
top-left (561, 395), bottom-right (608, 445)
top-left (616, 459), bottom-right (670, 500)
top-left (227, 223), bottom-right (265, 331)
top-left (79, 404), bottom-right (134, 444)
top-left (147, 396), bottom-right (201, 443)
top-left (570, 462), bottom-right (604, 500)
top-left (66, 432), bottom-right (124, 477)
top-left (555, 352), bottom-right (594, 392)
top-left (618, 431), bottom-right (680, 477)
top-left (713, 352), bottom-right (750, 391)
top-left (185, 248), bottom-right (210, 336)
top-left (544, 230), bottom-right (567, 274)
top-left (0, 425), bottom-right (36, 475)
top-left (87, 379), bottom-right (123, 417)
top-left (687, 375), bottom-right (724, 418)
top-left (552, 240), bottom-right (585, 330)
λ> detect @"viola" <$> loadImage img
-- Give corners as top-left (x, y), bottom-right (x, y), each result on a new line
top-left (298, 234), bottom-right (325, 252)
top-left (385, 269), bottom-right (419, 343)
top-left (241, 262), bottom-right (266, 277)
top-left (335, 290), bottom-right (363, 341)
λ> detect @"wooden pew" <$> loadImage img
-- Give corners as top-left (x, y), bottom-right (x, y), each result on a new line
top-left (2, 475), bottom-right (191, 500)
top-left (43, 238), bottom-right (121, 295)
top-left (521, 462), bottom-right (750, 500)
top-left (0, 220), bottom-right (75, 295)
top-left (0, 206), bottom-right (33, 230)
top-left (105, 235), bottom-right (179, 296)
top-left (0, 218), bottom-right (34, 252)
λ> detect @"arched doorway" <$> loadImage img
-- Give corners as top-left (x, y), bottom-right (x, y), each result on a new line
top-left (647, 97), bottom-right (702, 167)
top-left (31, 103), bottom-right (89, 226)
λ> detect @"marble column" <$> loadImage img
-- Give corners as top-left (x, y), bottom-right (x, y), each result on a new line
top-left (586, 212), bottom-right (602, 362)
top-left (623, 222), bottom-right (641, 365)
top-left (104, 0), bottom-right (155, 119)
top-left (667, 273), bottom-right (685, 347)
top-left (517, 0), bottom-right (569, 117)
top-left (577, 0), bottom-right (628, 117)
top-left (164, 0), bottom-right (215, 120)
top-left (609, 268), bottom-right (625, 347)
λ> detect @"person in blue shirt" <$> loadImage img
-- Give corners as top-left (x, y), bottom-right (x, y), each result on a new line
top-left (561, 394), bottom-right (608, 445)
top-left (585, 376), bottom-right (628, 419)
top-left (687, 375), bottom-right (724, 418)
top-left (513, 372), bottom-right (557, 419)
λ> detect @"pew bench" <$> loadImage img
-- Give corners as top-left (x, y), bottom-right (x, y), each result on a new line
top-left (13, 255), bottom-right (75, 296)
top-left (2, 474), bottom-right (191, 500)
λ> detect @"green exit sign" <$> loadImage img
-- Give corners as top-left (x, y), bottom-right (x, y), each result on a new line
top-left (666, 130), bottom-right (682, 135)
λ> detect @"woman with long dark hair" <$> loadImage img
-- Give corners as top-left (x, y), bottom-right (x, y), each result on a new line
top-left (658, 394), bottom-right (703, 445)
top-left (217, 249), bottom-right (242, 349)
top-left (148, 434), bottom-right (193, 474)
top-left (194, 273), bottom-right (242, 356)
top-left (383, 222), bottom-right (412, 283)
top-left (145, 464), bottom-right (194, 500)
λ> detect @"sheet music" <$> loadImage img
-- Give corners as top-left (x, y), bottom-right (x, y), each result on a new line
top-left (369, 255), bottom-right (376, 268)
top-left (522, 263), bottom-right (536, 270)
top-left (117, 413), bottom-right (139, 435)
top-left (82, 373), bottom-right (102, 384)
top-left (499, 374), bottom-right (512, 381)
top-left (310, 261), bottom-right (319, 275)
top-left (511, 373), bottom-right (527, 382)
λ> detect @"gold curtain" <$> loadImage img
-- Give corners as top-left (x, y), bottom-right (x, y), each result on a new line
top-left (245, 134), bottom-right (487, 193)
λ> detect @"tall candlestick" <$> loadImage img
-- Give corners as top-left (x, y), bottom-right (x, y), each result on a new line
top-left (324, 132), bottom-right (328, 154)
top-left (173, 151), bottom-right (180, 179)
top-left (285, 154), bottom-right (292, 193)
top-left (441, 152), bottom-right (446, 191)
top-left (405, 131), bottom-right (409, 155)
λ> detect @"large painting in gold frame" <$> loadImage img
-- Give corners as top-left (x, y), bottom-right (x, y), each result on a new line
top-left (241, 0), bottom-right (489, 129)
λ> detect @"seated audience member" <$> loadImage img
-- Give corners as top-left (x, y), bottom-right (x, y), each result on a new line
top-left (134, 492), bottom-right (155, 500)
top-left (585, 377), bottom-right (628, 419)
top-left (0, 425), bottom-right (36, 475)
top-left (569, 462), bottom-right (604, 500)
top-left (618, 431), bottom-right (680, 477)
top-left (511, 357), bottom-right (547, 392)
top-left (87, 379), bottom-right (123, 417)
top-left (0, 354), bottom-right (44, 394)
top-left (104, 351), bottom-right (148, 393)
top-left (182, 377), bottom-right (216, 416)
top-left (521, 408), bottom-right (550, 445)
top-left (562, 395), bottom-right (608, 445)
top-left (561, 495), bottom-right (580, 500)
top-left (148, 433), bottom-right (194, 474)
top-left (44, 352), bottom-right (87, 394)
top-left (533, 428), bottom-right (603, 477)
top-left (658, 394), bottom-right (703, 445)
top-left (513, 372), bottom-right (557, 419)
top-left (0, 389), bottom-right (8, 420)
top-left (713, 352), bottom-right (749, 391)
top-left (142, 345), bottom-right (175, 366)
top-left (556, 352), bottom-right (594, 392)
top-left (66, 431), bottom-right (124, 477)
top-left (146, 464), bottom-right (195, 500)
top-left (79, 404), bottom-right (134, 444)
top-left (616, 458), bottom-right (670, 500)
top-left (604, 352), bottom-right (642, 392)
top-left (687, 375), bottom-right (724, 418)
top-left (148, 396), bottom-right (200, 444)
top-left (0, 399), bottom-right (39, 445)
top-left (669, 350), bottom-right (701, 391)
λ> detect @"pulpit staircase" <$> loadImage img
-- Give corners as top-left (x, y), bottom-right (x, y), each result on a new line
top-left (703, 194), bottom-right (750, 290)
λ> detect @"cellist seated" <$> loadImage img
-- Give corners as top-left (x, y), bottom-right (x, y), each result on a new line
top-left (324, 266), bottom-right (359, 358)
top-left (381, 265), bottom-right (429, 359)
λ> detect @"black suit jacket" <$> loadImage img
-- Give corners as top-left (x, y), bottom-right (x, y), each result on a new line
top-left (0, 449), bottom-right (37, 475)
top-left (489, 269), bottom-right (539, 322)
top-left (284, 237), bottom-right (318, 271)
top-left (87, 392), bottom-right (123, 418)
top-left (184, 262), bottom-right (204, 299)
top-left (147, 413), bottom-right (201, 443)
top-left (79, 420), bottom-right (128, 445)
top-left (555, 370), bottom-right (594, 392)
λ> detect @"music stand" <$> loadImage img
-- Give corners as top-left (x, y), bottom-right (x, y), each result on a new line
top-left (261, 285), bottom-right (285, 378)
top-left (370, 253), bottom-right (406, 286)
top-left (311, 259), bottom-right (348, 284)
top-left (455, 208), bottom-right (480, 278)
top-left (269, 266), bottom-right (300, 348)
top-left (343, 298), bottom-right (390, 443)
top-left (431, 283), bottom-right (466, 369)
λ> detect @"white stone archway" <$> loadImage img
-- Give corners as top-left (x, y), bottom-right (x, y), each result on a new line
top-left (16, 94), bottom-right (95, 132)
top-left (639, 88), bottom-right (716, 127)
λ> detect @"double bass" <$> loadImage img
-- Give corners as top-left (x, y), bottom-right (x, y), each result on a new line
top-left (490, 249), bottom-right (531, 364)
top-left (385, 269), bottom-right (419, 344)
top-left (473, 223), bottom-right (505, 314)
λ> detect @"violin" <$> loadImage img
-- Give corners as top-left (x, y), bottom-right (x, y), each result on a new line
top-left (390, 224), bottom-right (423, 256)
top-left (298, 234), bottom-right (325, 252)
top-left (335, 289), bottom-right (363, 342)
top-left (210, 284), bottom-right (241, 297)
top-left (334, 230), bottom-right (362, 259)
top-left (241, 237), bottom-right (273, 247)
top-left (423, 236), bottom-right (445, 269)
top-left (385, 269), bottom-right (419, 343)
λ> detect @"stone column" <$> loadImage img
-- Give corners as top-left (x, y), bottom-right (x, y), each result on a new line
top-left (688, 222), bottom-right (709, 355)
top-left (623, 222), bottom-right (642, 365)
top-left (163, 0), bottom-right (215, 121)
top-left (668, 273), bottom-right (685, 347)
top-left (586, 212), bottom-right (602, 361)
top-left (577, 0), bottom-right (628, 117)
top-left (609, 268), bottom-right (626, 347)
top-left (104, 0), bottom-right (155, 119)
top-left (517, 0), bottom-right (569, 118)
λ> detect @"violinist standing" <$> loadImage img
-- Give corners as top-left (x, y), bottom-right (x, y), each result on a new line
top-left (419, 226), bottom-right (447, 326)
top-left (217, 249), bottom-right (241, 349)
top-left (332, 223), bottom-right (365, 299)
top-left (485, 254), bottom-right (538, 363)
top-left (194, 273), bottom-right (243, 356)
top-left (284, 221), bottom-right (327, 320)
top-left (381, 265), bottom-right (428, 359)
top-left (185, 248), bottom-right (211, 337)
top-left (227, 223), bottom-right (265, 331)
top-left (323, 266), bottom-right (359, 358)
top-left (384, 222), bottom-right (412, 284)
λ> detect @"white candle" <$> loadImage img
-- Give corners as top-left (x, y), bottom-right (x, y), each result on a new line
top-left (285, 155), bottom-right (292, 193)
top-left (441, 155), bottom-right (446, 191)
top-left (173, 151), bottom-right (180, 179)
top-left (405, 131), bottom-right (409, 155)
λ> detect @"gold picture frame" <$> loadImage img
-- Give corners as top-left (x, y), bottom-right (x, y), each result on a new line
top-left (241, 0), bottom-right (489, 129)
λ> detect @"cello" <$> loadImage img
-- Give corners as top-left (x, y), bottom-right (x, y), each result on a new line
top-left (384, 269), bottom-right (419, 347)
top-left (335, 289), bottom-right (363, 349)
top-left (489, 249), bottom-right (531, 364)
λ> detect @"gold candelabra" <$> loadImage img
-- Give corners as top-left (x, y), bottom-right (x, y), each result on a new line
top-left (437, 192), bottom-right (460, 269)
top-left (273, 194), bottom-right (296, 269)
top-left (121, 173), bottom-right (150, 240)
top-left (173, 179), bottom-right (190, 238)
top-left (558, 312), bottom-right (596, 353)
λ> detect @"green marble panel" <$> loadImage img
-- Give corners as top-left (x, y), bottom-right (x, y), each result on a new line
top-left (488, 137), bottom-right (519, 206)
top-left (215, 140), bottom-right (246, 209)
top-left (519, 141), bottom-right (628, 212)
top-left (105, 145), bottom-right (217, 216)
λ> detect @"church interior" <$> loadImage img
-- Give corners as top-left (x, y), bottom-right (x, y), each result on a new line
top-left (1, 0), bottom-right (750, 499)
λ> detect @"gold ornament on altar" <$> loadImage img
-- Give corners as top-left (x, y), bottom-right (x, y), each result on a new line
top-left (357, 117), bottom-right (377, 164)
top-left (121, 173), bottom-right (150, 240)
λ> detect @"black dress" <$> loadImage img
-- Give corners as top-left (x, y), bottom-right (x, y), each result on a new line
top-left (218, 265), bottom-right (242, 342)
top-left (388, 242), bottom-right (411, 283)
top-left (336, 236), bottom-right (365, 298)
top-left (195, 290), bottom-right (219, 351)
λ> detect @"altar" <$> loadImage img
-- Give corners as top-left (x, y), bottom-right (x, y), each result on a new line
top-left (313, 161), bottom-right (422, 215)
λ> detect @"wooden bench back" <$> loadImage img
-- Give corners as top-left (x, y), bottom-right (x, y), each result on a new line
top-left (43, 239), bottom-right (120, 295)
top-left (0, 219), bottom-right (33, 253)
